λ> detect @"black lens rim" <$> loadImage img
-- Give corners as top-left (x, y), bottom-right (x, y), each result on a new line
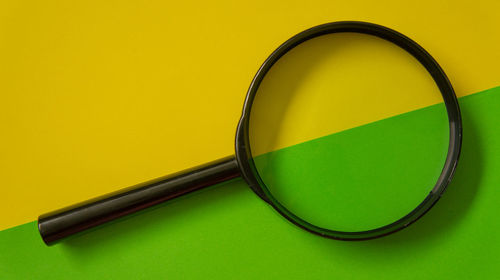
top-left (235, 21), bottom-right (462, 240)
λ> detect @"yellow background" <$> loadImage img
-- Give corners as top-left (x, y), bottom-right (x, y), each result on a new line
top-left (249, 33), bottom-right (442, 155)
top-left (1, 0), bottom-right (499, 230)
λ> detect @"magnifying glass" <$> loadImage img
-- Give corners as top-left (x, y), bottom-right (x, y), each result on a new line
top-left (38, 21), bottom-right (461, 245)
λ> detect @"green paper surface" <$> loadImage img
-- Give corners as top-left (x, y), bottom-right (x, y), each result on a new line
top-left (1, 87), bottom-right (500, 279)
top-left (253, 101), bottom-right (448, 232)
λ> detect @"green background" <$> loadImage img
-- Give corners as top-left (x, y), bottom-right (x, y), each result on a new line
top-left (1, 87), bottom-right (499, 278)
top-left (254, 101), bottom-right (448, 232)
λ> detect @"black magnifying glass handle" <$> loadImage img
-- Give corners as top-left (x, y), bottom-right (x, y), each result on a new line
top-left (38, 156), bottom-right (240, 245)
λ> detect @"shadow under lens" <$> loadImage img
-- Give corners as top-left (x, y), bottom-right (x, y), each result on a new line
top-left (249, 33), bottom-right (449, 232)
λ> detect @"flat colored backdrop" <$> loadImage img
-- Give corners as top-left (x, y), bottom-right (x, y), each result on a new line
top-left (1, 1), bottom-right (499, 279)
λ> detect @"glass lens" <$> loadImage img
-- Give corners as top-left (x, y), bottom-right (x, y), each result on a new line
top-left (248, 33), bottom-right (449, 232)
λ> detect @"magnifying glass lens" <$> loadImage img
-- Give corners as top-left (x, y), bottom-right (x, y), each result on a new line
top-left (249, 33), bottom-right (449, 232)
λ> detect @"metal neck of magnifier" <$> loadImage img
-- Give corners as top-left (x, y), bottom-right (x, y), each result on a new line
top-left (38, 156), bottom-right (240, 245)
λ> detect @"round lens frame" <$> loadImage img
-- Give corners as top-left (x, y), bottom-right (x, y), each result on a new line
top-left (235, 21), bottom-right (462, 240)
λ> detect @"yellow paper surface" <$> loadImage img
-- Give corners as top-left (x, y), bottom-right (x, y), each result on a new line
top-left (1, 0), bottom-right (499, 230)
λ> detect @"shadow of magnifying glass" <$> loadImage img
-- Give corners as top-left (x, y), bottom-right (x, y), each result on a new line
top-left (309, 99), bottom-right (482, 260)
top-left (59, 34), bottom-right (478, 256)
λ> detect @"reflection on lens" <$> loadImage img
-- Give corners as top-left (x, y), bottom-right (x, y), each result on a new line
top-left (249, 33), bottom-right (449, 232)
